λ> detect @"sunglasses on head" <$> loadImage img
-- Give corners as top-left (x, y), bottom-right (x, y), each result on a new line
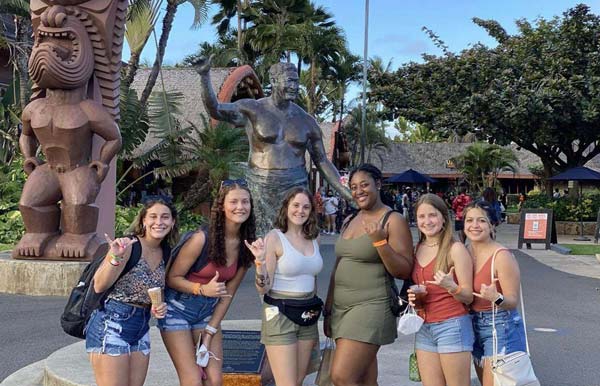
top-left (219, 179), bottom-right (248, 190)
top-left (142, 194), bottom-right (173, 205)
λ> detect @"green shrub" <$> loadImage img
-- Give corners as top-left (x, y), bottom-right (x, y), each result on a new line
top-left (115, 204), bottom-right (205, 237)
top-left (523, 192), bottom-right (600, 221)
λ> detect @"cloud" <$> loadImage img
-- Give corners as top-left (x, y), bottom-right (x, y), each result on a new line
top-left (373, 34), bottom-right (429, 55)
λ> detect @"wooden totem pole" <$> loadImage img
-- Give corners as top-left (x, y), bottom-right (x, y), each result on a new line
top-left (13, 0), bottom-right (126, 260)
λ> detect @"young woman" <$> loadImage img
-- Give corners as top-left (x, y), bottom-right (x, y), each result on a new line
top-left (158, 181), bottom-right (256, 386)
top-left (324, 164), bottom-right (413, 386)
top-left (245, 187), bottom-right (322, 386)
top-left (407, 193), bottom-right (474, 386)
top-left (464, 201), bottom-right (528, 386)
top-left (323, 190), bottom-right (339, 235)
top-left (86, 197), bottom-right (178, 386)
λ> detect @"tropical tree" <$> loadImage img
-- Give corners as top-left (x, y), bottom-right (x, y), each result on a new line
top-left (394, 117), bottom-right (441, 143)
top-left (324, 48), bottom-right (360, 124)
top-left (368, 5), bottom-right (600, 187)
top-left (139, 0), bottom-right (210, 107)
top-left (343, 104), bottom-right (390, 168)
top-left (451, 142), bottom-right (518, 193)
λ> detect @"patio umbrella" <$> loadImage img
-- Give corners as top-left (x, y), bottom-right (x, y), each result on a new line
top-left (385, 169), bottom-right (437, 184)
top-left (549, 166), bottom-right (600, 241)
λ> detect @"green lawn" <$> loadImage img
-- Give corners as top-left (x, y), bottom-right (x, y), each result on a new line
top-left (0, 243), bottom-right (13, 252)
top-left (562, 244), bottom-right (600, 255)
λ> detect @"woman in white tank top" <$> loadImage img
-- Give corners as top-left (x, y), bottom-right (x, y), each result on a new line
top-left (245, 187), bottom-right (323, 386)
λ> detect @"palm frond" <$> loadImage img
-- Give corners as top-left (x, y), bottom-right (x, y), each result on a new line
top-left (125, 0), bottom-right (161, 53)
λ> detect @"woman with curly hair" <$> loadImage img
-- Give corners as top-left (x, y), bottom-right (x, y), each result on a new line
top-left (245, 187), bottom-right (323, 386)
top-left (158, 180), bottom-right (256, 386)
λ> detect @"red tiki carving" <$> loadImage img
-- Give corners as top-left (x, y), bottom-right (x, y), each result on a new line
top-left (13, 0), bottom-right (126, 260)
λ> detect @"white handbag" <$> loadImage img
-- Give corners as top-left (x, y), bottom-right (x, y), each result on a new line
top-left (491, 250), bottom-right (540, 386)
top-left (397, 305), bottom-right (424, 335)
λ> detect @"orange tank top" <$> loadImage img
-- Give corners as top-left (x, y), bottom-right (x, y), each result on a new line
top-left (471, 249), bottom-right (507, 312)
top-left (411, 255), bottom-right (468, 323)
top-left (186, 261), bottom-right (238, 284)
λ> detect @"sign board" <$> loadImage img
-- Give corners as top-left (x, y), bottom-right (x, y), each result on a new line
top-left (221, 330), bottom-right (266, 374)
top-left (518, 209), bottom-right (554, 250)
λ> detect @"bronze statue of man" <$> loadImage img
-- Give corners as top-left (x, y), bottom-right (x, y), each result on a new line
top-left (13, 0), bottom-right (124, 260)
top-left (195, 57), bottom-right (352, 234)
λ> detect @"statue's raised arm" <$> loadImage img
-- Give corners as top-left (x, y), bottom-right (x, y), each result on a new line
top-left (193, 55), bottom-right (247, 127)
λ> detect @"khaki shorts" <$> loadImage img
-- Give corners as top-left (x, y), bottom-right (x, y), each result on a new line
top-left (260, 294), bottom-right (319, 345)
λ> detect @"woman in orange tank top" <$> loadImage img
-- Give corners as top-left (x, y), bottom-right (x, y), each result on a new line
top-left (464, 201), bottom-right (527, 386)
top-left (408, 194), bottom-right (474, 386)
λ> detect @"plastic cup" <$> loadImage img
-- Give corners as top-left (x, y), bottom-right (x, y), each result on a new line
top-left (410, 284), bottom-right (427, 309)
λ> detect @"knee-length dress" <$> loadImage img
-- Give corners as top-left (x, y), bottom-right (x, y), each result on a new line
top-left (331, 234), bottom-right (397, 345)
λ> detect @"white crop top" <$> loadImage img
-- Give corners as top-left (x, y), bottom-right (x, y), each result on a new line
top-left (271, 230), bottom-right (323, 293)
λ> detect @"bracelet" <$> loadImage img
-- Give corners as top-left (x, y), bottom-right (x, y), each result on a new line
top-left (192, 283), bottom-right (203, 296)
top-left (448, 285), bottom-right (461, 295)
top-left (372, 239), bottom-right (388, 248)
top-left (109, 259), bottom-right (121, 267)
top-left (205, 324), bottom-right (218, 335)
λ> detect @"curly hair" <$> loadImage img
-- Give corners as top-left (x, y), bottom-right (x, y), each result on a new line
top-left (273, 187), bottom-right (319, 239)
top-left (415, 194), bottom-right (455, 273)
top-left (128, 198), bottom-right (179, 248)
top-left (207, 183), bottom-right (256, 269)
top-left (349, 163), bottom-right (383, 184)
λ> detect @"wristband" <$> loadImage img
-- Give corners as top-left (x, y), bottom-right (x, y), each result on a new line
top-left (372, 239), bottom-right (388, 248)
top-left (192, 283), bottom-right (203, 296)
top-left (205, 324), bottom-right (218, 335)
top-left (448, 285), bottom-right (461, 295)
top-left (109, 253), bottom-right (123, 262)
top-left (109, 259), bottom-right (121, 267)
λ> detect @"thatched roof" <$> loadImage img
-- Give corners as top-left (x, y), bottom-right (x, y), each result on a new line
top-left (129, 66), bottom-right (263, 157)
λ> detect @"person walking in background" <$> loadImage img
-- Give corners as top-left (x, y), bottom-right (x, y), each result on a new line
top-left (480, 188), bottom-right (502, 227)
top-left (452, 187), bottom-right (472, 242)
top-left (158, 181), bottom-right (256, 386)
top-left (408, 194), bottom-right (474, 386)
top-left (324, 164), bottom-right (413, 386)
top-left (463, 201), bottom-right (530, 386)
top-left (518, 192), bottom-right (527, 212)
top-left (401, 188), bottom-right (411, 223)
top-left (246, 187), bottom-right (323, 386)
top-left (86, 197), bottom-right (177, 386)
top-left (314, 187), bottom-right (325, 229)
top-left (323, 190), bottom-right (339, 235)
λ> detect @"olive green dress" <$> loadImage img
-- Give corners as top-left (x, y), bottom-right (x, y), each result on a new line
top-left (331, 234), bottom-right (397, 345)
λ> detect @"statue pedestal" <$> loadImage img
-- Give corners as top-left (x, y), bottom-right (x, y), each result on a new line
top-left (0, 251), bottom-right (87, 296)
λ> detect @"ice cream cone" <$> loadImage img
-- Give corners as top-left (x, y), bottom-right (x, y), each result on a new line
top-left (148, 287), bottom-right (163, 306)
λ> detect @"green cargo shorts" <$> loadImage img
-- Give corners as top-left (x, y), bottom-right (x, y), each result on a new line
top-left (260, 294), bottom-right (319, 345)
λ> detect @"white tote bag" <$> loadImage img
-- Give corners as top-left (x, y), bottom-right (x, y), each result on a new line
top-left (490, 250), bottom-right (540, 386)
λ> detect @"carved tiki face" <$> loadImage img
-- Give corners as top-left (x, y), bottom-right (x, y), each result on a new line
top-left (29, 3), bottom-right (95, 90)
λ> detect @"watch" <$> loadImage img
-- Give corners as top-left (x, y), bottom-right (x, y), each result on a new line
top-left (494, 294), bottom-right (505, 306)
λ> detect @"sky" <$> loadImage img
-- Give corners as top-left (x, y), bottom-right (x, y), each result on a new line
top-left (132, 0), bottom-right (600, 69)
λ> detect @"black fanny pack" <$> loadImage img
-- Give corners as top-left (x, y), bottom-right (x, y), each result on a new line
top-left (264, 294), bottom-right (323, 326)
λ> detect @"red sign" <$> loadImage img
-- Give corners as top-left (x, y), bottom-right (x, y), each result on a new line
top-left (523, 213), bottom-right (548, 239)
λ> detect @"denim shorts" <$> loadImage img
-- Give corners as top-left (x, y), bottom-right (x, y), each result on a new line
top-left (157, 287), bottom-right (219, 332)
top-left (472, 309), bottom-right (527, 364)
top-left (415, 314), bottom-right (474, 353)
top-left (85, 299), bottom-right (151, 356)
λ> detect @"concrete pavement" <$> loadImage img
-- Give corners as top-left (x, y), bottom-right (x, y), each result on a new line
top-left (2, 222), bottom-right (600, 385)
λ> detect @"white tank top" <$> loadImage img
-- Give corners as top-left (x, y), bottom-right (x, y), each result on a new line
top-left (271, 230), bottom-right (323, 293)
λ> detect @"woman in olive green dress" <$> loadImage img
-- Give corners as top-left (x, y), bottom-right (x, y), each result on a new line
top-left (324, 164), bottom-right (414, 386)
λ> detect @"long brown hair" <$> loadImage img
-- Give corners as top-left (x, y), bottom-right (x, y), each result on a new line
top-left (463, 200), bottom-right (496, 240)
top-left (415, 193), bottom-right (455, 273)
top-left (273, 187), bottom-right (319, 239)
top-left (129, 197), bottom-right (179, 248)
top-left (208, 183), bottom-right (256, 268)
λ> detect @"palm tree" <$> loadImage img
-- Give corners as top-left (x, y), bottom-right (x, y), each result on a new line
top-left (343, 104), bottom-right (390, 168)
top-left (212, 0), bottom-right (250, 64)
top-left (139, 0), bottom-right (210, 107)
top-left (325, 49), bottom-right (360, 124)
top-left (1, 0), bottom-right (32, 109)
top-left (451, 142), bottom-right (518, 193)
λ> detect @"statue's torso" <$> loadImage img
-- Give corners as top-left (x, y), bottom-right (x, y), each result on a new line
top-left (27, 98), bottom-right (94, 170)
top-left (241, 100), bottom-right (315, 170)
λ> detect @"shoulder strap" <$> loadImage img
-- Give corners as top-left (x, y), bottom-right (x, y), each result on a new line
top-left (122, 236), bottom-right (141, 277)
top-left (491, 248), bottom-right (530, 363)
top-left (189, 226), bottom-right (211, 273)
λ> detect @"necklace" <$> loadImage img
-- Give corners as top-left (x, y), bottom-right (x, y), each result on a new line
top-left (424, 241), bottom-right (439, 247)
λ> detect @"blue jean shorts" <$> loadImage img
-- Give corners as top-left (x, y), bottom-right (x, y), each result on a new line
top-left (157, 287), bottom-right (219, 332)
top-left (85, 299), bottom-right (151, 356)
top-left (415, 314), bottom-right (474, 353)
top-left (471, 309), bottom-right (526, 364)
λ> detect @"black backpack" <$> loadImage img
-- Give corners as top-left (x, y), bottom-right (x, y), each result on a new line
top-left (60, 237), bottom-right (143, 339)
top-left (167, 225), bottom-right (211, 276)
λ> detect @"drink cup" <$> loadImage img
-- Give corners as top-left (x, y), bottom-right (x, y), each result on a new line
top-left (410, 284), bottom-right (427, 310)
top-left (148, 287), bottom-right (163, 306)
